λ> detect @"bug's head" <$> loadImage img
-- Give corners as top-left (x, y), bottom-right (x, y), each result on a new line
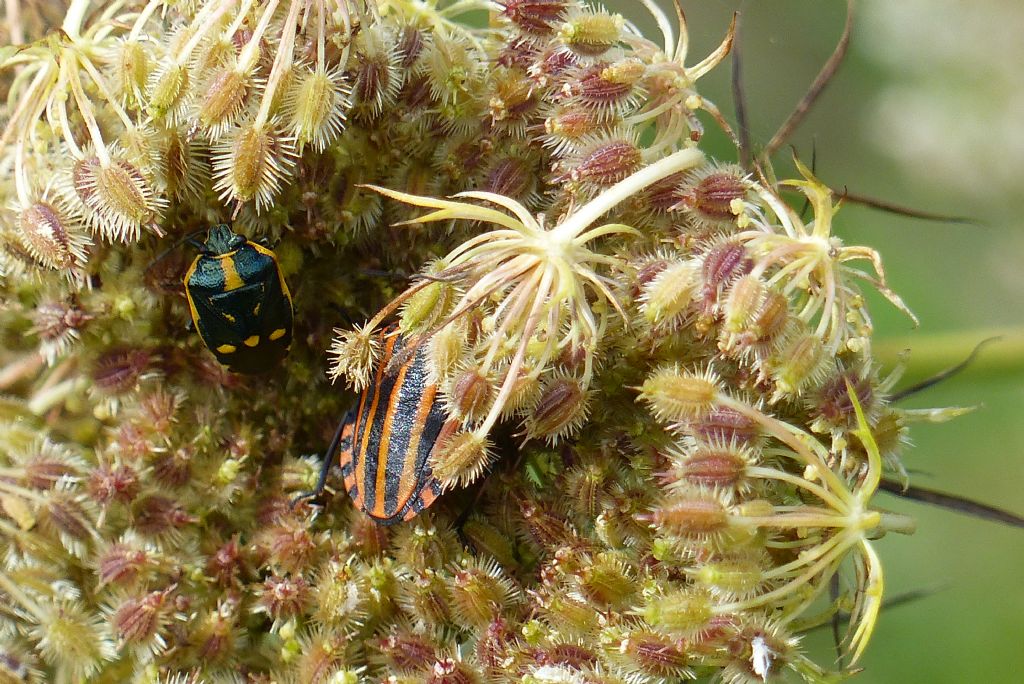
top-left (202, 224), bottom-right (247, 255)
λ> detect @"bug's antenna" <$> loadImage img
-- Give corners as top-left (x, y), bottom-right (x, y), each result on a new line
top-left (763, 0), bottom-right (854, 159)
top-left (144, 227), bottom-right (210, 275)
top-left (891, 337), bottom-right (1000, 402)
top-left (879, 479), bottom-right (1024, 528)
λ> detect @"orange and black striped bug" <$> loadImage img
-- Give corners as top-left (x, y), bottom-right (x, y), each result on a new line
top-left (297, 327), bottom-right (457, 524)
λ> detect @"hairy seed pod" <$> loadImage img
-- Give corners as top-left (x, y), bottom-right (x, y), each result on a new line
top-left (641, 260), bottom-right (700, 328)
top-left (610, 629), bottom-right (692, 681)
top-left (578, 554), bottom-right (635, 609)
top-left (256, 574), bottom-right (310, 622)
top-left (722, 275), bottom-right (765, 334)
top-left (447, 368), bottom-right (496, 424)
top-left (91, 348), bottom-right (152, 395)
top-left (197, 67), bottom-right (250, 135)
top-left (373, 630), bottom-right (437, 673)
top-left (814, 369), bottom-right (875, 429)
top-left (111, 590), bottom-right (170, 646)
top-left (158, 127), bottom-right (209, 201)
top-left (695, 553), bottom-right (766, 600)
top-left (429, 430), bottom-right (493, 489)
top-left (644, 496), bottom-right (729, 539)
top-left (96, 542), bottom-right (151, 588)
top-left (640, 366), bottom-right (718, 422)
top-left (398, 569), bottom-right (452, 628)
top-left (676, 445), bottom-right (751, 491)
top-left (566, 61), bottom-right (643, 118)
top-left (449, 559), bottom-right (517, 630)
top-left (72, 155), bottom-right (163, 242)
top-left (641, 590), bottom-right (712, 638)
top-left (484, 157), bottom-right (536, 203)
top-left (769, 332), bottom-right (827, 396)
top-left (427, 657), bottom-right (480, 684)
top-left (543, 108), bottom-right (605, 154)
top-left (460, 516), bottom-right (518, 568)
top-left (397, 25), bottom-right (428, 67)
top-left (147, 62), bottom-right (190, 122)
top-left (212, 122), bottom-right (296, 212)
top-left (701, 241), bottom-right (751, 295)
top-left (688, 407), bottom-right (761, 446)
top-left (110, 39), bottom-right (149, 109)
top-left (286, 66), bottom-right (349, 152)
top-left (682, 166), bottom-right (749, 224)
top-left (87, 464), bottom-right (140, 505)
top-left (524, 376), bottom-right (589, 443)
top-left (558, 10), bottom-right (624, 57)
top-left (17, 201), bottom-right (88, 269)
top-left (569, 138), bottom-right (642, 185)
top-left (502, 0), bottom-right (569, 35)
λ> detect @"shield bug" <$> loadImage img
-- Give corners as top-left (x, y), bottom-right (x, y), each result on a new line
top-left (183, 224), bottom-right (293, 374)
top-left (299, 328), bottom-right (457, 524)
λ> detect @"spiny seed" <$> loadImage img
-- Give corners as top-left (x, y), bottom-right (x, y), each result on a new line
top-left (113, 591), bottom-right (167, 644)
top-left (502, 0), bottom-right (569, 35)
top-left (816, 371), bottom-right (874, 425)
top-left (642, 261), bottom-right (699, 326)
top-left (570, 139), bottom-right (641, 185)
top-left (648, 498), bottom-right (728, 537)
top-left (397, 26), bottom-right (427, 66)
top-left (73, 156), bottom-right (157, 240)
top-left (375, 632), bottom-right (437, 672)
top-left (91, 348), bottom-right (152, 394)
top-left (691, 170), bottom-right (748, 222)
top-left (644, 173), bottom-right (688, 213)
top-left (484, 157), bottom-right (534, 201)
top-left (621, 631), bottom-right (691, 677)
top-left (772, 333), bottom-right (826, 394)
top-left (17, 202), bottom-right (83, 268)
top-left (723, 275), bottom-right (764, 332)
top-left (525, 376), bottom-right (588, 441)
top-left (148, 63), bottom-right (189, 119)
top-left (640, 367), bottom-right (718, 422)
top-left (752, 291), bottom-right (790, 342)
top-left (679, 447), bottom-right (748, 489)
top-left (559, 11), bottom-right (624, 57)
top-left (690, 407), bottom-right (761, 445)
top-left (545, 643), bottom-right (598, 668)
top-left (429, 430), bottom-right (492, 489)
top-left (702, 241), bottom-right (751, 292)
top-left (198, 68), bottom-right (249, 132)
top-left (642, 591), bottom-right (712, 637)
top-left (449, 369), bottom-right (494, 422)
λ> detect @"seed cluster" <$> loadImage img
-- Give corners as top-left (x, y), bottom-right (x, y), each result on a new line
top-left (0, 1), bottom-right (943, 682)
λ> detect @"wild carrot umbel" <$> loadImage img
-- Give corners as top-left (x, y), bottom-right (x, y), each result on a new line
top-left (0, 1), bottom-right (1014, 682)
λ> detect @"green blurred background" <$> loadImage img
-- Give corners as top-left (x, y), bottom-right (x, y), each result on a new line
top-left (613, 0), bottom-right (1024, 680)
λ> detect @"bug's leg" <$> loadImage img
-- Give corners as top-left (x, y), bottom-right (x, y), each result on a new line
top-left (291, 412), bottom-right (353, 509)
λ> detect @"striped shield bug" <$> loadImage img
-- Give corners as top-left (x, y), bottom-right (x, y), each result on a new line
top-left (183, 224), bottom-right (294, 374)
top-left (298, 327), bottom-right (457, 524)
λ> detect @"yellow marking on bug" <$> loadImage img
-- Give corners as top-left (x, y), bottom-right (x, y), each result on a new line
top-left (269, 328), bottom-right (287, 341)
top-left (219, 255), bottom-right (244, 291)
top-left (216, 344), bottom-right (237, 354)
top-left (224, 313), bottom-right (236, 323)
top-left (244, 335), bottom-right (260, 347)
top-left (254, 303), bottom-right (261, 315)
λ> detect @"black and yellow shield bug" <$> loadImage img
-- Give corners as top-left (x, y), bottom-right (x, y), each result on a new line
top-left (298, 327), bottom-right (457, 524)
top-left (183, 224), bottom-right (293, 374)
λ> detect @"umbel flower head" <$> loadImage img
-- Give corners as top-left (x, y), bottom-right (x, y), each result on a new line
top-left (0, 0), bottom-right (1013, 682)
